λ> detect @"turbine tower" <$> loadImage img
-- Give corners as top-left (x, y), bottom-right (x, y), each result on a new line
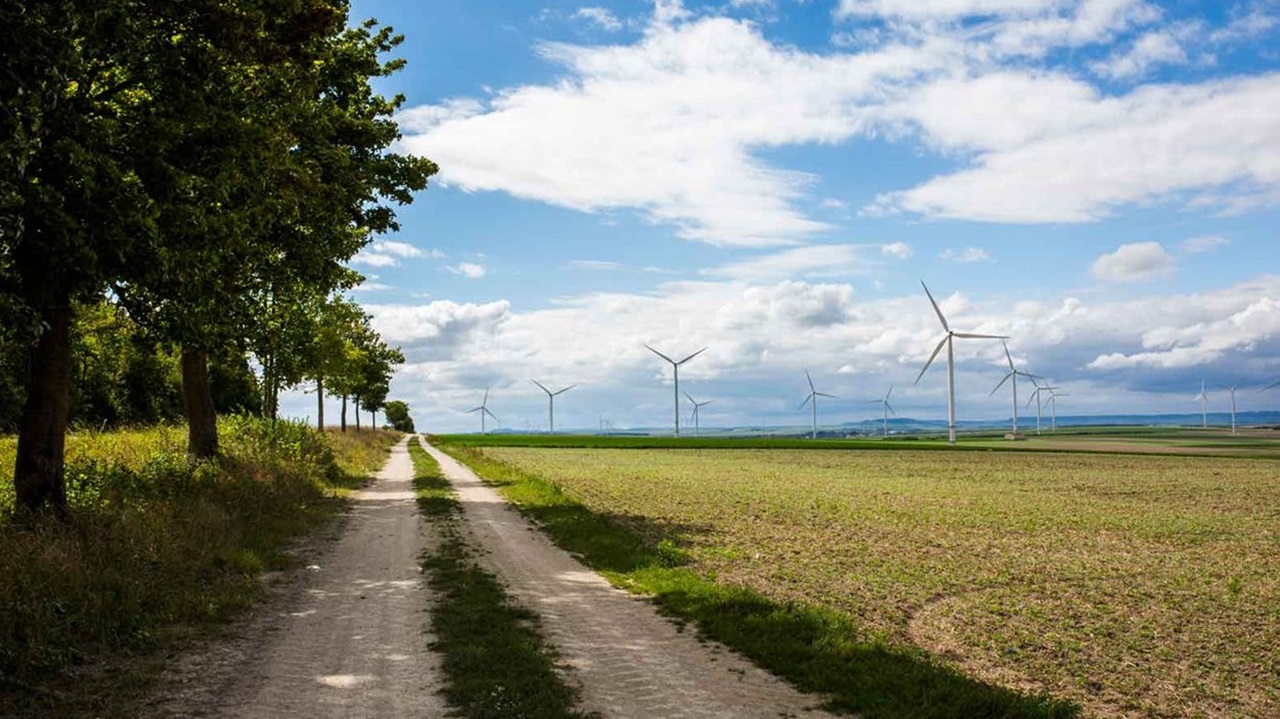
top-left (685, 392), bottom-right (713, 438)
top-left (467, 388), bottom-right (498, 435)
top-left (531, 380), bottom-right (575, 434)
top-left (915, 281), bottom-right (1008, 444)
top-left (1046, 388), bottom-right (1068, 432)
top-left (1026, 379), bottom-right (1057, 435)
top-left (989, 341), bottom-right (1038, 439)
top-left (1195, 379), bottom-right (1209, 429)
top-left (799, 369), bottom-right (836, 439)
top-left (867, 386), bottom-right (895, 438)
top-left (645, 344), bottom-right (707, 437)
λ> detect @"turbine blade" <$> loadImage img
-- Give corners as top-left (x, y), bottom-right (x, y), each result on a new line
top-left (685, 391), bottom-right (697, 405)
top-left (677, 346), bottom-right (709, 365)
top-left (1261, 379), bottom-right (1280, 392)
top-left (468, 407), bottom-right (483, 413)
top-left (805, 368), bottom-right (815, 393)
top-left (886, 385), bottom-right (893, 401)
top-left (531, 379), bottom-right (550, 395)
top-left (553, 384), bottom-right (576, 396)
top-left (644, 344), bottom-right (675, 364)
top-left (483, 387), bottom-right (490, 404)
top-left (915, 336), bottom-right (948, 384)
top-left (484, 408), bottom-right (498, 421)
top-left (1026, 390), bottom-right (1039, 409)
top-left (1003, 340), bottom-right (1014, 370)
top-left (921, 281), bottom-right (950, 332)
top-left (817, 392), bottom-right (837, 399)
top-left (953, 332), bottom-right (1010, 340)
top-left (799, 395), bottom-right (812, 410)
top-left (990, 372), bottom-right (1012, 396)
top-left (886, 402), bottom-right (895, 416)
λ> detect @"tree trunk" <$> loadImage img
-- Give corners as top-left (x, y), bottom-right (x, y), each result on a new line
top-left (340, 394), bottom-right (347, 432)
top-left (354, 398), bottom-right (361, 430)
top-left (316, 376), bottom-right (324, 429)
top-left (370, 410), bottom-right (376, 428)
top-left (181, 347), bottom-right (219, 459)
top-left (14, 302), bottom-right (73, 515)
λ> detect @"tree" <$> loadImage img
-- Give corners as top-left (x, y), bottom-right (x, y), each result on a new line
top-left (384, 400), bottom-right (414, 433)
top-left (3, 0), bottom-right (435, 509)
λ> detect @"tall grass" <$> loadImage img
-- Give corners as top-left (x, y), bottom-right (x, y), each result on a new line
top-left (0, 419), bottom-right (398, 715)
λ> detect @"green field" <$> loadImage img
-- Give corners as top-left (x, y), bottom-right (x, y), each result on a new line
top-left (465, 444), bottom-right (1280, 718)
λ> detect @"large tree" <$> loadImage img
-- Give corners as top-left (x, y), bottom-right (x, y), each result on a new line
top-left (1, 0), bottom-right (435, 509)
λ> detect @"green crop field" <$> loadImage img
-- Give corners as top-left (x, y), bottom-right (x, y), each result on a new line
top-left (469, 445), bottom-right (1280, 718)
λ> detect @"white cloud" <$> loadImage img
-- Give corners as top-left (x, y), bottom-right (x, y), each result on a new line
top-left (880, 242), bottom-right (913, 259)
top-left (1181, 235), bottom-right (1230, 254)
top-left (940, 247), bottom-right (990, 263)
top-left (398, 15), bottom-right (959, 246)
top-left (1090, 242), bottom-right (1174, 282)
top-left (571, 260), bottom-right (625, 270)
top-left (573, 7), bottom-right (622, 31)
top-left (354, 270), bottom-right (1280, 431)
top-left (703, 245), bottom-right (863, 282)
top-left (351, 240), bottom-right (438, 268)
top-left (447, 262), bottom-right (487, 278)
top-left (871, 72), bottom-right (1280, 222)
top-left (1090, 29), bottom-right (1189, 80)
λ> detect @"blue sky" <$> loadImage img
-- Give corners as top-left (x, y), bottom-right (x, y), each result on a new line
top-left (282, 0), bottom-right (1280, 432)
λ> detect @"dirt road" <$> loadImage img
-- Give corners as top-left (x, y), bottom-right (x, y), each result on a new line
top-left (422, 441), bottom-right (836, 719)
top-left (144, 437), bottom-right (445, 718)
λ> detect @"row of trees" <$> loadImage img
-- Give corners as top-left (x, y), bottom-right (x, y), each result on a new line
top-left (1, 0), bottom-right (435, 513)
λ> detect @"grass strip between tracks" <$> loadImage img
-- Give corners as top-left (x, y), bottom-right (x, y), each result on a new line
top-left (408, 437), bottom-right (596, 719)
top-left (439, 442), bottom-right (1081, 719)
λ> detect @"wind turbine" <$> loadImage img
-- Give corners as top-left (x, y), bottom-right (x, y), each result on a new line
top-left (467, 388), bottom-right (499, 435)
top-left (989, 341), bottom-right (1038, 439)
top-left (1195, 379), bottom-right (1209, 429)
top-left (1026, 379), bottom-right (1057, 435)
top-left (685, 392), bottom-right (713, 438)
top-left (645, 344), bottom-right (707, 437)
top-left (1226, 384), bottom-right (1238, 434)
top-left (1045, 388), bottom-right (1068, 432)
top-left (915, 281), bottom-right (1008, 444)
top-left (799, 369), bottom-right (837, 439)
top-left (531, 380), bottom-right (575, 434)
top-left (867, 386), bottom-right (895, 438)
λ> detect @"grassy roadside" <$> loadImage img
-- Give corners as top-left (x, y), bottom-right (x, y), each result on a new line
top-left (407, 437), bottom-right (596, 719)
top-left (0, 420), bottom-right (399, 718)
top-left (439, 443), bottom-right (1079, 719)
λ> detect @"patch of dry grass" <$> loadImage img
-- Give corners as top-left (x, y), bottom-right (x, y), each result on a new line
top-left (479, 447), bottom-right (1280, 719)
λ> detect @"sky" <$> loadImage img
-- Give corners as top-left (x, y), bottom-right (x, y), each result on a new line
top-left (282, 0), bottom-right (1280, 433)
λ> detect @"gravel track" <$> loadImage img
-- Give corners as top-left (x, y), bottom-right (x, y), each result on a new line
top-left (422, 440), bottom-right (837, 719)
top-left (142, 437), bottom-right (445, 719)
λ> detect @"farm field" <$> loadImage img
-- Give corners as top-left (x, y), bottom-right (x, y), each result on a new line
top-left (472, 445), bottom-right (1280, 718)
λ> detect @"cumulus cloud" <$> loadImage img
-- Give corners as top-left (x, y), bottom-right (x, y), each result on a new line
top-left (1090, 29), bottom-right (1189, 80)
top-left (880, 242), bottom-right (913, 259)
top-left (1090, 242), bottom-right (1174, 282)
top-left (447, 262), bottom-right (487, 279)
top-left (351, 240), bottom-right (439, 268)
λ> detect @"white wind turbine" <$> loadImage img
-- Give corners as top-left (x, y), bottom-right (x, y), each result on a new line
top-left (531, 380), bottom-right (575, 434)
top-left (989, 341), bottom-right (1039, 438)
top-left (1045, 387), bottom-right (1068, 432)
top-left (645, 344), bottom-right (707, 437)
top-left (915, 281), bottom-right (1008, 444)
top-left (1025, 379), bottom-right (1057, 435)
top-left (867, 386), bottom-right (895, 438)
top-left (685, 392), bottom-right (713, 438)
top-left (799, 369), bottom-right (837, 440)
top-left (1195, 379), bottom-right (1209, 428)
top-left (467, 388), bottom-right (499, 435)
